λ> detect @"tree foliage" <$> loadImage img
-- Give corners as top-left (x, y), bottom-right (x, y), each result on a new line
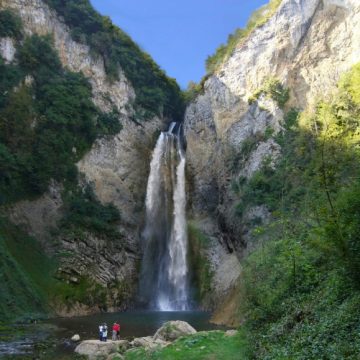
top-left (235, 63), bottom-right (360, 358)
top-left (0, 9), bottom-right (23, 39)
top-left (0, 34), bottom-right (121, 204)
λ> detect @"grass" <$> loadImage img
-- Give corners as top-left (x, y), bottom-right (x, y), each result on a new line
top-left (125, 330), bottom-right (249, 360)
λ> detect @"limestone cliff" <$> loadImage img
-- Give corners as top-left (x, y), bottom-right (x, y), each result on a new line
top-left (0, 0), bottom-right (169, 315)
top-left (184, 0), bottom-right (360, 322)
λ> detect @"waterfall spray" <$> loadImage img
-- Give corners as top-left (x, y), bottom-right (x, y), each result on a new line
top-left (139, 123), bottom-right (190, 311)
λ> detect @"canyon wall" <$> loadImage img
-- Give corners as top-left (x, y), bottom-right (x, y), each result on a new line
top-left (0, 0), bottom-right (168, 315)
top-left (184, 0), bottom-right (360, 322)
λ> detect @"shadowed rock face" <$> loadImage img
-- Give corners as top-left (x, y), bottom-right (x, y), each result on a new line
top-left (184, 0), bottom-right (360, 321)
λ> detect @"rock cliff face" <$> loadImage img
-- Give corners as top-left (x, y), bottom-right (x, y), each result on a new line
top-left (0, 0), bottom-right (167, 315)
top-left (184, 0), bottom-right (360, 320)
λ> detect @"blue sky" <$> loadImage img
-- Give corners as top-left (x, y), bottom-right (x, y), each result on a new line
top-left (90, 0), bottom-right (268, 88)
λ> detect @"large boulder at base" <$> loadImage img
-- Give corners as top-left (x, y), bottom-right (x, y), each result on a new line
top-left (75, 340), bottom-right (129, 359)
top-left (153, 321), bottom-right (197, 342)
top-left (130, 336), bottom-right (168, 349)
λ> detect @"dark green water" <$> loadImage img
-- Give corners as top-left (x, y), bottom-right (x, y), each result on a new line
top-left (0, 311), bottom-right (225, 359)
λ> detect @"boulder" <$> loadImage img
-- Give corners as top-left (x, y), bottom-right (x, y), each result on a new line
top-left (75, 340), bottom-right (129, 359)
top-left (71, 334), bottom-right (80, 342)
top-left (130, 336), bottom-right (168, 349)
top-left (153, 321), bottom-right (197, 342)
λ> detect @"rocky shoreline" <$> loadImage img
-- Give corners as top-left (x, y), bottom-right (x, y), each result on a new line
top-left (74, 320), bottom-right (237, 359)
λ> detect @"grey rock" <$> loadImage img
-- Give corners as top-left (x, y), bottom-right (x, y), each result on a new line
top-left (75, 340), bottom-right (128, 359)
top-left (153, 321), bottom-right (197, 342)
top-left (130, 336), bottom-right (168, 349)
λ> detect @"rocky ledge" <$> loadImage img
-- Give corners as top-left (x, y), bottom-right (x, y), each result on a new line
top-left (75, 320), bottom-right (213, 359)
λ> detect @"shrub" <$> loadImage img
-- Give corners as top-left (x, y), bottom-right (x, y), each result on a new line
top-left (0, 9), bottom-right (23, 39)
top-left (61, 185), bottom-right (121, 239)
top-left (251, 77), bottom-right (290, 109)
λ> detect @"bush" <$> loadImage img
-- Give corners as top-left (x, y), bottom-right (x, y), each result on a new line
top-left (251, 77), bottom-right (290, 108)
top-left (97, 108), bottom-right (122, 136)
top-left (0, 9), bottom-right (23, 39)
top-left (61, 185), bottom-right (121, 239)
top-left (324, 181), bottom-right (360, 287)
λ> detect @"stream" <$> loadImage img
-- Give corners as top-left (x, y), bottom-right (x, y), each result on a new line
top-left (0, 311), bottom-right (225, 359)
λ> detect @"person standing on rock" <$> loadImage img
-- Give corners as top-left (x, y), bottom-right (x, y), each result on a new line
top-left (102, 323), bottom-right (108, 342)
top-left (99, 324), bottom-right (103, 341)
top-left (112, 322), bottom-right (120, 340)
top-left (116, 321), bottom-right (120, 340)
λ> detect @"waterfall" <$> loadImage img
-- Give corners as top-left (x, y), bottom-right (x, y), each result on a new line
top-left (139, 122), bottom-right (190, 311)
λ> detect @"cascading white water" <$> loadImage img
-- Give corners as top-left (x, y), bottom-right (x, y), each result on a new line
top-left (139, 123), bottom-right (190, 311)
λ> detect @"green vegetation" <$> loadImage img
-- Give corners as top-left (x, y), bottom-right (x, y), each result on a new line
top-left (248, 77), bottom-right (290, 108)
top-left (125, 330), bottom-right (249, 360)
top-left (183, 77), bottom-right (210, 104)
top-left (188, 223), bottom-right (214, 302)
top-left (0, 217), bottom-right (56, 321)
top-left (54, 275), bottom-right (107, 308)
top-left (43, 0), bottom-right (184, 120)
top-left (61, 185), bottom-right (121, 239)
top-left (0, 9), bottom-right (23, 39)
top-left (206, 0), bottom-right (282, 74)
top-left (0, 17), bottom-right (126, 320)
top-left (0, 33), bottom-right (121, 205)
top-left (235, 63), bottom-right (360, 358)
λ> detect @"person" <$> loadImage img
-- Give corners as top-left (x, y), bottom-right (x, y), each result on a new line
top-left (112, 323), bottom-right (117, 341)
top-left (112, 322), bottom-right (120, 340)
top-left (116, 322), bottom-right (120, 340)
top-left (102, 323), bottom-right (108, 342)
top-left (99, 324), bottom-right (103, 341)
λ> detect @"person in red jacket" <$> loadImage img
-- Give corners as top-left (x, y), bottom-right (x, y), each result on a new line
top-left (112, 322), bottom-right (120, 340)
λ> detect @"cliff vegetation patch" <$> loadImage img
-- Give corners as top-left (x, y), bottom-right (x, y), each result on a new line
top-left (0, 30), bottom-right (121, 205)
top-left (0, 9), bottom-right (23, 39)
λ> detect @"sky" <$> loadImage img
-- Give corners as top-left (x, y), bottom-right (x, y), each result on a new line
top-left (90, 0), bottom-right (268, 89)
